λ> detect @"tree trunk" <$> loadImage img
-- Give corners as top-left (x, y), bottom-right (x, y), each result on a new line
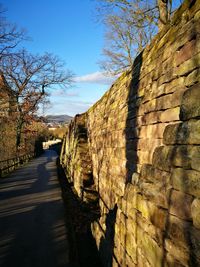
top-left (158, 0), bottom-right (169, 30)
top-left (16, 118), bottom-right (23, 149)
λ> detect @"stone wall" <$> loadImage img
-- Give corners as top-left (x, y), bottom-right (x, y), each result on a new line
top-left (60, 0), bottom-right (200, 266)
top-left (60, 114), bottom-right (98, 203)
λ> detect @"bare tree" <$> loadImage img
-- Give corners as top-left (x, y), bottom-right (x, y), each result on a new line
top-left (0, 5), bottom-right (27, 60)
top-left (96, 0), bottom-right (177, 74)
top-left (2, 49), bottom-right (73, 149)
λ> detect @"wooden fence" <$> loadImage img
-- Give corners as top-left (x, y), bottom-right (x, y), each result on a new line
top-left (0, 152), bottom-right (35, 177)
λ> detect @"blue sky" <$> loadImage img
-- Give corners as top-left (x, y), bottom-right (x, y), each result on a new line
top-left (1, 0), bottom-right (114, 116)
top-left (1, 0), bottom-right (182, 116)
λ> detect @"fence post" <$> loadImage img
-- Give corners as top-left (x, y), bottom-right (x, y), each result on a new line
top-left (0, 152), bottom-right (36, 177)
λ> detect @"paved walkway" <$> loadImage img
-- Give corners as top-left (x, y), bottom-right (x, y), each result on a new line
top-left (0, 150), bottom-right (70, 267)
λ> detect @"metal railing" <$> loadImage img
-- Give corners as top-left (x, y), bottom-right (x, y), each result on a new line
top-left (0, 152), bottom-right (35, 177)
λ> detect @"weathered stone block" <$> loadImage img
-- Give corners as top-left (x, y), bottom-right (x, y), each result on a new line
top-left (188, 227), bottom-right (200, 261)
top-left (175, 53), bottom-right (200, 76)
top-left (160, 107), bottom-right (180, 122)
top-left (137, 139), bottom-right (163, 154)
top-left (125, 253), bottom-right (136, 267)
top-left (167, 215), bottom-right (191, 248)
top-left (164, 120), bottom-right (200, 145)
top-left (137, 248), bottom-right (152, 267)
top-left (135, 194), bottom-right (167, 230)
top-left (113, 242), bottom-right (126, 266)
top-left (141, 164), bottom-right (170, 184)
top-left (152, 146), bottom-right (172, 171)
top-left (170, 146), bottom-right (191, 169)
top-left (171, 168), bottom-right (200, 197)
top-left (125, 230), bottom-right (137, 262)
top-left (152, 145), bottom-right (200, 171)
top-left (116, 220), bottom-right (127, 248)
top-left (164, 238), bottom-right (190, 266)
top-left (191, 157), bottom-right (200, 172)
top-left (137, 150), bottom-right (153, 165)
top-left (138, 178), bottom-right (170, 208)
top-left (139, 123), bottom-right (168, 139)
top-left (191, 198), bottom-right (200, 229)
top-left (164, 77), bottom-right (185, 94)
top-left (137, 212), bottom-right (163, 246)
top-left (158, 69), bottom-right (176, 86)
top-left (140, 111), bottom-right (162, 125)
top-left (167, 216), bottom-right (200, 266)
top-left (175, 39), bottom-right (199, 66)
top-left (169, 189), bottom-right (193, 220)
top-left (185, 68), bottom-right (200, 86)
top-left (137, 227), bottom-right (164, 267)
top-left (180, 83), bottom-right (200, 120)
top-left (112, 257), bottom-right (120, 267)
top-left (165, 252), bottom-right (187, 267)
top-left (154, 89), bottom-right (186, 111)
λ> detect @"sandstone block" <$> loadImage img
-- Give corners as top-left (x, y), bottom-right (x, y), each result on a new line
top-left (171, 168), bottom-right (200, 197)
top-left (168, 220), bottom-right (200, 266)
top-left (139, 180), bottom-right (170, 208)
top-left (137, 248), bottom-right (152, 267)
top-left (189, 227), bottom-right (200, 261)
top-left (113, 242), bottom-right (126, 266)
top-left (164, 238), bottom-right (190, 266)
top-left (125, 253), bottom-right (136, 267)
top-left (167, 215), bottom-right (191, 248)
top-left (112, 257), bottom-right (120, 267)
top-left (140, 111), bottom-right (162, 125)
top-left (126, 217), bottom-right (137, 235)
top-left (191, 158), bottom-right (200, 172)
top-left (141, 99), bottom-right (157, 114)
top-left (165, 252), bottom-right (187, 267)
top-left (153, 145), bottom-right (200, 171)
top-left (164, 120), bottom-right (200, 145)
top-left (136, 194), bottom-right (167, 230)
top-left (185, 68), bottom-right (200, 86)
top-left (139, 123), bottom-right (167, 139)
top-left (175, 39), bottom-right (198, 66)
top-left (194, 9), bottom-right (200, 21)
top-left (140, 164), bottom-right (170, 184)
top-left (169, 189), bottom-right (193, 220)
top-left (152, 146), bottom-right (172, 172)
top-left (175, 53), bottom-right (200, 76)
top-left (160, 107), bottom-right (180, 122)
top-left (137, 150), bottom-right (153, 165)
top-left (117, 220), bottom-right (127, 248)
top-left (170, 145), bottom-right (191, 169)
top-left (137, 228), bottom-right (164, 267)
top-left (191, 198), bottom-right (200, 229)
top-left (126, 231), bottom-right (137, 262)
top-left (158, 69), bottom-right (176, 86)
top-left (137, 138), bottom-right (163, 153)
top-left (180, 83), bottom-right (200, 120)
top-left (164, 78), bottom-right (185, 94)
top-left (154, 89), bottom-right (185, 111)
top-left (137, 212), bottom-right (163, 246)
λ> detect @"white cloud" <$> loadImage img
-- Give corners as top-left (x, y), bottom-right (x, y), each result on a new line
top-left (51, 89), bottom-right (79, 97)
top-left (46, 100), bottom-right (94, 116)
top-left (73, 71), bottom-right (118, 85)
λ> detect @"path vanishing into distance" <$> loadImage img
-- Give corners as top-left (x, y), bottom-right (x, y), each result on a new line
top-left (0, 150), bottom-right (71, 267)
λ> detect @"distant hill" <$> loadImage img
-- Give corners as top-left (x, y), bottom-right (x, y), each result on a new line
top-left (44, 115), bottom-right (73, 124)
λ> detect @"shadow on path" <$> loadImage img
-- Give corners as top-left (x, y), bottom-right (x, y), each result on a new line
top-left (57, 158), bottom-right (102, 267)
top-left (0, 150), bottom-right (71, 267)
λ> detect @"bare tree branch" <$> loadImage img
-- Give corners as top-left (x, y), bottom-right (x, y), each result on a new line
top-left (0, 5), bottom-right (28, 60)
top-left (1, 49), bottom-right (73, 148)
top-left (96, 0), bottom-right (178, 74)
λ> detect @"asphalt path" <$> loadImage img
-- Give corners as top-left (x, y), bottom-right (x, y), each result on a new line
top-left (0, 150), bottom-right (70, 267)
